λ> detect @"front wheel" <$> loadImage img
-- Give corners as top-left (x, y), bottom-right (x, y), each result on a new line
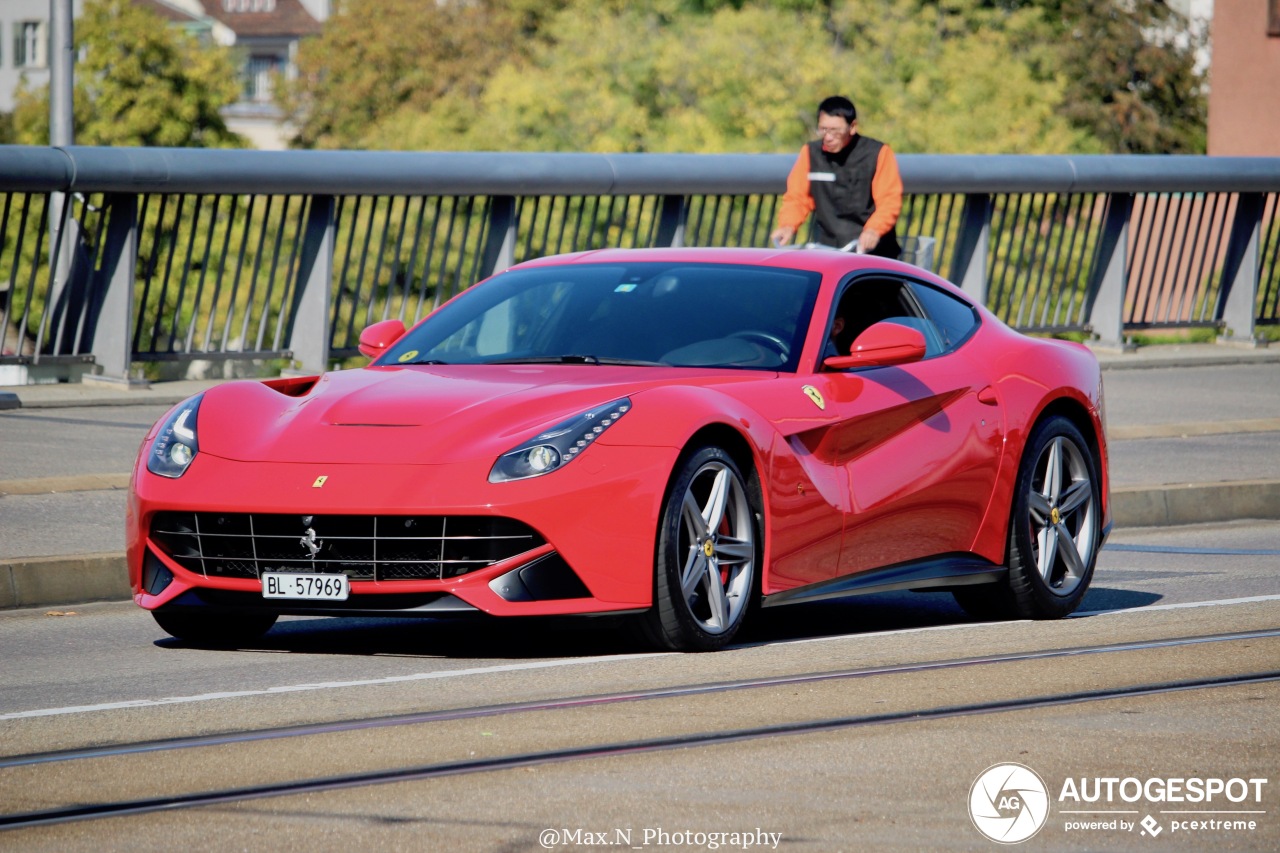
top-left (642, 446), bottom-right (760, 651)
top-left (152, 610), bottom-right (278, 646)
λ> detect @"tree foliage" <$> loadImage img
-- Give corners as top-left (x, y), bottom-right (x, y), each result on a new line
top-left (285, 0), bottom-right (1205, 155)
top-left (278, 0), bottom-right (547, 149)
top-left (13, 0), bottom-right (244, 147)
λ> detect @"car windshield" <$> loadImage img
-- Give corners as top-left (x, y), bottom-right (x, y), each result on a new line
top-left (378, 262), bottom-right (822, 372)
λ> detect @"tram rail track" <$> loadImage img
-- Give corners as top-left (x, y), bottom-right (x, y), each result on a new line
top-left (1, 670), bottom-right (1276, 831)
top-left (2, 629), bottom-right (1278, 831)
top-left (4, 627), bottom-right (1278, 770)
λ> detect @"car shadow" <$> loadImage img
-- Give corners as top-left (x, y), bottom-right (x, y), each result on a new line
top-left (152, 587), bottom-right (1165, 658)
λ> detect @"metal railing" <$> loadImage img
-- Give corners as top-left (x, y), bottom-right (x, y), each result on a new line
top-left (1, 146), bottom-right (1277, 382)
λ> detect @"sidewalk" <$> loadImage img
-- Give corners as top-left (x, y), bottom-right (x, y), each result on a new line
top-left (2, 344), bottom-right (1278, 609)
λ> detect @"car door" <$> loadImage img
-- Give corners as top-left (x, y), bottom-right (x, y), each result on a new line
top-left (817, 274), bottom-right (1005, 576)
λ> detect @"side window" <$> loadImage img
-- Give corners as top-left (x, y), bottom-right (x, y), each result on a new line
top-left (907, 281), bottom-right (980, 354)
top-left (828, 276), bottom-right (944, 362)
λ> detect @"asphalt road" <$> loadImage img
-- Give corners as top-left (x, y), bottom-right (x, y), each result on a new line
top-left (0, 520), bottom-right (1277, 850)
top-left (1, 356), bottom-right (1278, 851)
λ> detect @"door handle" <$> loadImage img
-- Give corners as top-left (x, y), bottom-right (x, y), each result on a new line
top-left (977, 386), bottom-right (999, 406)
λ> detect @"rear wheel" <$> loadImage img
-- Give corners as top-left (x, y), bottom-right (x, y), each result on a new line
top-left (152, 610), bottom-right (278, 646)
top-left (953, 415), bottom-right (1101, 620)
top-left (643, 446), bottom-right (760, 651)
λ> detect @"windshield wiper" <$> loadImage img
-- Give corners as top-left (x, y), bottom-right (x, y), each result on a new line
top-left (484, 355), bottom-right (665, 366)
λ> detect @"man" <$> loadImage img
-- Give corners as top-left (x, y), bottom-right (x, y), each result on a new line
top-left (770, 95), bottom-right (903, 258)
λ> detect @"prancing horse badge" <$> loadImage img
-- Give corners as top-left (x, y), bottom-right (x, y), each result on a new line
top-left (802, 385), bottom-right (825, 410)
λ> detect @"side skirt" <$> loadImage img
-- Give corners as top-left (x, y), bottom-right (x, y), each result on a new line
top-left (762, 554), bottom-right (1006, 608)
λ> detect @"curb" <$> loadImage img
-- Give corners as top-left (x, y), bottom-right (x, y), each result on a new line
top-left (1, 553), bottom-right (131, 610)
top-left (4, 480), bottom-right (1279, 611)
top-left (1110, 480), bottom-right (1280, 528)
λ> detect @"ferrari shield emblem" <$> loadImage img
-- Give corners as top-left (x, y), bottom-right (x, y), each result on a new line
top-left (802, 385), bottom-right (825, 410)
top-left (312, 475), bottom-right (328, 488)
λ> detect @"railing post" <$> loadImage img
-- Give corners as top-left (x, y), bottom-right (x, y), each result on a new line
top-left (1217, 192), bottom-right (1264, 346)
top-left (478, 195), bottom-right (518, 278)
top-left (287, 195), bottom-right (335, 375)
top-left (950, 194), bottom-right (991, 305)
top-left (1085, 193), bottom-right (1135, 352)
top-left (655, 195), bottom-right (687, 247)
top-left (82, 193), bottom-right (147, 387)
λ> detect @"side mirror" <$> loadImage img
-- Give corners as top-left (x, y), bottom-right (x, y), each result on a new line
top-left (358, 319), bottom-right (407, 359)
top-left (824, 321), bottom-right (926, 370)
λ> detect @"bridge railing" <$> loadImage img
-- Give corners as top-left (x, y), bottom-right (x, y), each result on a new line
top-left (1, 147), bottom-right (1277, 382)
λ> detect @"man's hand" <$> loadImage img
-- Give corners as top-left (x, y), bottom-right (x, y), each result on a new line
top-left (770, 225), bottom-right (797, 247)
top-left (858, 229), bottom-right (881, 254)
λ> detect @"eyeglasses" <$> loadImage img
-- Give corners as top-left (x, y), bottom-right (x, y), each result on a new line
top-left (814, 125), bottom-right (851, 138)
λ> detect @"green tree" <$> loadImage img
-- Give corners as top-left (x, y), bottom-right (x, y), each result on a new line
top-left (279, 0), bottom-right (542, 149)
top-left (13, 0), bottom-right (244, 147)
top-left (828, 0), bottom-right (1098, 154)
top-left (969, 0), bottom-right (1207, 152)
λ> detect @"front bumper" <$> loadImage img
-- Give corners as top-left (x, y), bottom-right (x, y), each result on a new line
top-left (128, 444), bottom-right (677, 617)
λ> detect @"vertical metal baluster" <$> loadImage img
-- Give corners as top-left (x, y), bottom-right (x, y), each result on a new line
top-left (1175, 192), bottom-right (1211, 324)
top-left (36, 190), bottom-right (67, 356)
top-left (238, 195), bottom-right (275, 353)
top-left (71, 194), bottom-right (109, 353)
top-left (1259, 193), bottom-right (1280, 322)
top-left (1059, 193), bottom-right (1091, 327)
top-left (0, 193), bottom-right (14, 342)
top-left (344, 196), bottom-right (378, 338)
top-left (463, 196), bottom-right (487, 287)
top-left (1037, 194), bottom-right (1071, 328)
top-left (1164, 193), bottom-right (1198, 325)
top-left (254, 194), bottom-right (289, 351)
top-left (272, 196), bottom-right (309, 352)
top-left (330, 195), bottom-right (363, 350)
top-left (162, 194), bottom-right (202, 353)
top-left (984, 194), bottom-right (1013, 320)
top-left (362, 195), bottom-right (395, 327)
top-left (200, 194), bottom-right (234, 352)
top-left (432, 197), bottom-right (461, 307)
top-left (417, 197), bottom-right (445, 316)
top-left (133, 194), bottom-right (167, 354)
top-left (1172, 192), bottom-right (1203, 322)
top-left (12, 195), bottom-right (46, 359)
top-left (186, 195), bottom-right (219, 352)
top-left (400, 196), bottom-right (427, 322)
top-left (147, 194), bottom-right (186, 354)
top-left (1150, 193), bottom-right (1181, 324)
top-left (1200, 193), bottom-right (1234, 324)
top-left (1128, 194), bottom-right (1161, 326)
top-left (1011, 194), bottom-right (1043, 328)
top-left (220, 195), bottom-right (256, 352)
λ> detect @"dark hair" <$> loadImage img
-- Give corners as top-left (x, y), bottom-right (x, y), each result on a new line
top-left (817, 95), bottom-right (856, 123)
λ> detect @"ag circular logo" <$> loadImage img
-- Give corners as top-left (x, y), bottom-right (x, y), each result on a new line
top-left (969, 763), bottom-right (1050, 844)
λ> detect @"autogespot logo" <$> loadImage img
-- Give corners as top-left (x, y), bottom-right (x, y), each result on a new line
top-left (969, 763), bottom-right (1051, 844)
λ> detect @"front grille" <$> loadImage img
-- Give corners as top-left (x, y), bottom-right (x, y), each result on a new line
top-left (150, 512), bottom-right (545, 581)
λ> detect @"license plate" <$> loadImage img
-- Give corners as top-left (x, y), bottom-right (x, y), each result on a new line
top-left (262, 572), bottom-right (350, 600)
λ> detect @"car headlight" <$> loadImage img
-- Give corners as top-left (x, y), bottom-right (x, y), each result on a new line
top-left (147, 394), bottom-right (203, 479)
top-left (489, 398), bottom-right (631, 483)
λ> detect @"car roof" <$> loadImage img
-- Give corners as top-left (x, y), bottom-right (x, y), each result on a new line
top-left (511, 246), bottom-right (918, 276)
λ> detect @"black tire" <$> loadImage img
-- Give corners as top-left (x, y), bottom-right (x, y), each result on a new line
top-left (641, 446), bottom-right (761, 651)
top-left (954, 414), bottom-right (1101, 619)
top-left (152, 610), bottom-right (278, 646)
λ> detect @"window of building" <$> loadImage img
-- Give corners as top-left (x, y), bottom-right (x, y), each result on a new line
top-left (14, 21), bottom-right (46, 69)
top-left (243, 54), bottom-right (282, 102)
top-left (224, 0), bottom-right (277, 11)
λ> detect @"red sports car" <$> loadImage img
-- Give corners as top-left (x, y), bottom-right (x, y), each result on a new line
top-left (128, 247), bottom-right (1110, 651)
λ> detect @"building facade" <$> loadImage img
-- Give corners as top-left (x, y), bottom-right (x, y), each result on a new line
top-left (1208, 0), bottom-right (1280, 155)
top-left (0, 0), bottom-right (328, 149)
